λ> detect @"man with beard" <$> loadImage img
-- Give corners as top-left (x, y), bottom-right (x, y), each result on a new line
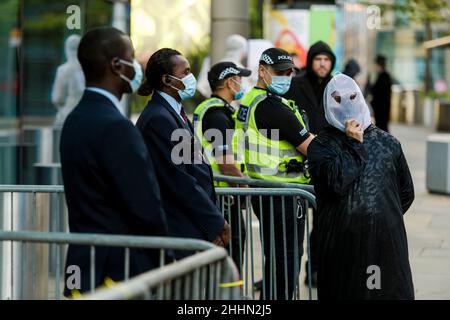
top-left (284, 41), bottom-right (336, 134)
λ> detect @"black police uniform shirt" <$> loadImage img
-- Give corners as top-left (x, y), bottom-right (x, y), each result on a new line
top-left (253, 87), bottom-right (310, 147)
top-left (202, 95), bottom-right (236, 157)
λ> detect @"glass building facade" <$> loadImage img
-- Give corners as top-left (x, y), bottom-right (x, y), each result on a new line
top-left (0, 0), bottom-right (130, 184)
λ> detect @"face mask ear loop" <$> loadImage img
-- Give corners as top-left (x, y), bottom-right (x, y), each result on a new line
top-left (117, 59), bottom-right (133, 81)
top-left (167, 74), bottom-right (184, 92)
top-left (230, 78), bottom-right (241, 93)
top-left (261, 66), bottom-right (271, 88)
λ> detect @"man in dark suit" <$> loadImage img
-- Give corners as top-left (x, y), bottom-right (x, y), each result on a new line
top-left (60, 27), bottom-right (168, 296)
top-left (135, 48), bottom-right (230, 258)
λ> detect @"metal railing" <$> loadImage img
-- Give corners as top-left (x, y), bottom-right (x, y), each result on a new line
top-left (0, 185), bottom-right (68, 300)
top-left (0, 230), bottom-right (239, 300)
top-left (83, 247), bottom-right (239, 300)
top-left (0, 184), bottom-right (67, 233)
top-left (0, 183), bottom-right (317, 300)
top-left (213, 174), bottom-right (315, 194)
top-left (215, 187), bottom-right (316, 300)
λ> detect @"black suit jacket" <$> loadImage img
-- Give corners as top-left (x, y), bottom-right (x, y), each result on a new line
top-left (135, 92), bottom-right (225, 257)
top-left (60, 90), bottom-right (168, 295)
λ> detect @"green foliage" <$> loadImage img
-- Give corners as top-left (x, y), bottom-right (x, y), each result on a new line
top-left (400, 0), bottom-right (449, 24)
top-left (0, 0), bottom-right (19, 42)
top-left (130, 94), bottom-right (151, 114)
top-left (363, 0), bottom-right (450, 24)
top-left (250, 0), bottom-right (264, 38)
top-left (418, 89), bottom-right (450, 100)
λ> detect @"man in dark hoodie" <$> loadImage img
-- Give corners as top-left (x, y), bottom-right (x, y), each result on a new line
top-left (284, 41), bottom-right (336, 134)
top-left (283, 41), bottom-right (336, 287)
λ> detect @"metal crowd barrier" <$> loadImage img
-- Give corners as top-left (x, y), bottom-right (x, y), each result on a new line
top-left (0, 185), bottom-right (68, 299)
top-left (215, 187), bottom-right (316, 300)
top-left (84, 246), bottom-right (239, 300)
top-left (0, 183), bottom-right (317, 300)
top-left (213, 174), bottom-right (315, 194)
top-left (0, 230), bottom-right (239, 300)
top-left (0, 185), bottom-right (67, 233)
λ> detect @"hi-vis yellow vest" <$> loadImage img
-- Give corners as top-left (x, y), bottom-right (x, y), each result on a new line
top-left (193, 98), bottom-right (244, 187)
top-left (235, 88), bottom-right (310, 184)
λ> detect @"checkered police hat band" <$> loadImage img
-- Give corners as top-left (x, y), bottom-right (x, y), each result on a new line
top-left (218, 67), bottom-right (240, 80)
top-left (260, 54), bottom-right (274, 65)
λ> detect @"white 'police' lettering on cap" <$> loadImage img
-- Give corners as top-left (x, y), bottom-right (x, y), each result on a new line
top-left (278, 55), bottom-right (293, 61)
top-left (218, 67), bottom-right (240, 80)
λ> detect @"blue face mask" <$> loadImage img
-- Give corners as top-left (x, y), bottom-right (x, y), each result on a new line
top-left (119, 59), bottom-right (143, 93)
top-left (263, 67), bottom-right (292, 95)
top-left (169, 73), bottom-right (197, 101)
top-left (231, 78), bottom-right (245, 100)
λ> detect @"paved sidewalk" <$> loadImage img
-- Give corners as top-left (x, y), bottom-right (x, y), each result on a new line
top-left (391, 123), bottom-right (450, 300)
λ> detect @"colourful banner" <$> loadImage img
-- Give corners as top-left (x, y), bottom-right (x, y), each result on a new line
top-left (266, 5), bottom-right (342, 69)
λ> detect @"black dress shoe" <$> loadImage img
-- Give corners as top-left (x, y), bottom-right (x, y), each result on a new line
top-left (304, 270), bottom-right (318, 288)
top-left (254, 279), bottom-right (263, 291)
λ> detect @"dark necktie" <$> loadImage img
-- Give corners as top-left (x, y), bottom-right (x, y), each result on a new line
top-left (180, 107), bottom-right (188, 124)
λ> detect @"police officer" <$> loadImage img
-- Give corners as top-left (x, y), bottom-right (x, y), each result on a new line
top-left (193, 61), bottom-right (251, 272)
top-left (236, 48), bottom-right (314, 299)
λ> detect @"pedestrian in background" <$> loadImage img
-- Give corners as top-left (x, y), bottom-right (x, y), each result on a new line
top-left (342, 58), bottom-right (361, 80)
top-left (370, 55), bottom-right (393, 132)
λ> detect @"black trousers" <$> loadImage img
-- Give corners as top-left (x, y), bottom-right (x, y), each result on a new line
top-left (309, 208), bottom-right (319, 273)
top-left (219, 195), bottom-right (246, 274)
top-left (251, 195), bottom-right (305, 300)
top-left (374, 106), bottom-right (390, 132)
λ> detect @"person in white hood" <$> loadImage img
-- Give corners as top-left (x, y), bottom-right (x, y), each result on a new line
top-left (323, 73), bottom-right (372, 134)
top-left (307, 74), bottom-right (415, 300)
top-left (197, 34), bottom-right (250, 98)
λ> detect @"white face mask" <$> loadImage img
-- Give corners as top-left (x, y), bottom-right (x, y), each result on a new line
top-left (262, 66), bottom-right (292, 95)
top-left (168, 73), bottom-right (197, 101)
top-left (324, 74), bottom-right (372, 132)
top-left (118, 59), bottom-right (143, 93)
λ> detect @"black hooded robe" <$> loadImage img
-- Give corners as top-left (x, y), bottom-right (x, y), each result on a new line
top-left (307, 125), bottom-right (415, 300)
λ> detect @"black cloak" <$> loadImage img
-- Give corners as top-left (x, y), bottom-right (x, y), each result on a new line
top-left (308, 125), bottom-right (415, 300)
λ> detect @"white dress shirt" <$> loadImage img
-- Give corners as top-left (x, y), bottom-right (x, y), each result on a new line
top-left (86, 87), bottom-right (124, 115)
top-left (157, 90), bottom-right (185, 122)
